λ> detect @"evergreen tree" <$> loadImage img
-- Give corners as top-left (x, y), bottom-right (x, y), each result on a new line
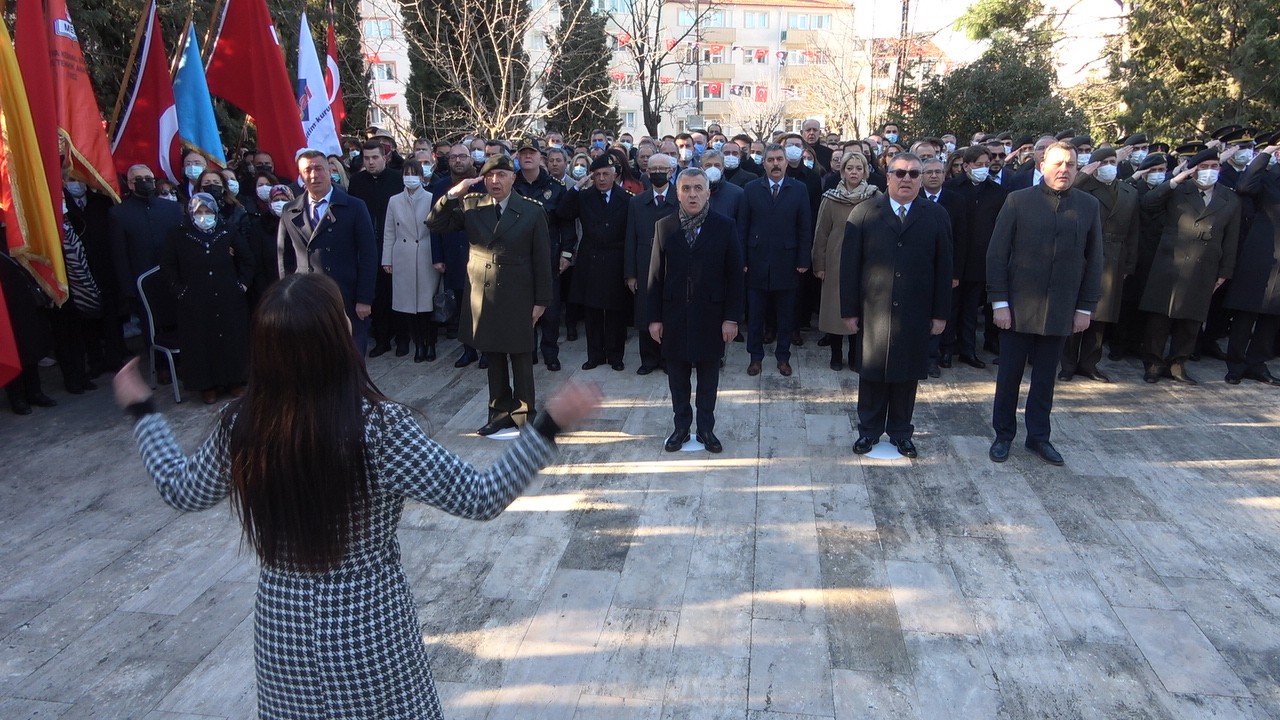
top-left (1118, 0), bottom-right (1280, 136)
top-left (543, 0), bottom-right (620, 140)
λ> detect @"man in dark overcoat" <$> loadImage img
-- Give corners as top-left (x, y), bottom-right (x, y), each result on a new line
top-left (741, 144), bottom-right (813, 377)
top-left (943, 145), bottom-right (1007, 366)
top-left (646, 168), bottom-right (744, 454)
top-left (514, 137), bottom-right (575, 371)
top-left (841, 153), bottom-right (952, 458)
top-left (558, 153), bottom-right (632, 370)
top-left (429, 143), bottom-right (482, 366)
top-left (987, 141), bottom-right (1103, 466)
top-left (109, 164), bottom-right (183, 346)
top-left (1138, 148), bottom-right (1241, 384)
top-left (625, 152), bottom-right (678, 374)
top-left (1222, 141), bottom-right (1280, 385)
top-left (1060, 147), bottom-right (1139, 382)
top-left (427, 154), bottom-right (552, 435)
top-left (347, 140), bottom-right (405, 357)
top-left (278, 150), bottom-right (378, 355)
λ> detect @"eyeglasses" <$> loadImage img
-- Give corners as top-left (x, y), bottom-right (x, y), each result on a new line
top-left (448, 154), bottom-right (470, 160)
top-left (889, 169), bottom-right (922, 178)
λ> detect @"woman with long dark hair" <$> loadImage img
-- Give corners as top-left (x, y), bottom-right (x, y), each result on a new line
top-left (113, 272), bottom-right (600, 719)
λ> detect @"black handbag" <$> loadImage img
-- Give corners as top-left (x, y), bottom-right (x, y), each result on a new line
top-left (431, 287), bottom-right (456, 323)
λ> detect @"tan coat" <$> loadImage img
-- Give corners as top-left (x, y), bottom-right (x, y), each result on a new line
top-left (812, 186), bottom-right (880, 335)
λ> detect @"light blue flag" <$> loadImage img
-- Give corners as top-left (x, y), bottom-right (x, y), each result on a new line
top-left (172, 24), bottom-right (226, 165)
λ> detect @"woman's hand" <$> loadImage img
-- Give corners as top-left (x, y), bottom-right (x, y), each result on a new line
top-left (543, 380), bottom-right (603, 431)
top-left (113, 357), bottom-right (153, 408)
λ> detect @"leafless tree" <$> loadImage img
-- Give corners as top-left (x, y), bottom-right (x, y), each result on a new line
top-left (729, 95), bottom-right (790, 141)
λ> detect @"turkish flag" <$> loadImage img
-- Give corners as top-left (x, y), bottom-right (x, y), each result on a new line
top-left (206, 0), bottom-right (306, 170)
top-left (755, 86), bottom-right (768, 102)
top-left (110, 0), bottom-right (181, 182)
top-left (47, 0), bottom-right (121, 201)
top-left (708, 82), bottom-right (721, 95)
top-left (755, 48), bottom-right (767, 61)
top-left (325, 7), bottom-right (346, 136)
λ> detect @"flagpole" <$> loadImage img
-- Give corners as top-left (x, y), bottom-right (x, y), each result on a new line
top-left (201, 0), bottom-right (226, 64)
top-left (170, 21), bottom-right (191, 77)
top-left (108, 3), bottom-right (152, 138)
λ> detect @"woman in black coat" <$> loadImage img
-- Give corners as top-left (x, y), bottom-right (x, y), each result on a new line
top-left (159, 193), bottom-right (254, 403)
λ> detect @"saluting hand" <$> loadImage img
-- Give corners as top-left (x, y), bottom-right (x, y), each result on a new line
top-left (447, 179), bottom-right (475, 200)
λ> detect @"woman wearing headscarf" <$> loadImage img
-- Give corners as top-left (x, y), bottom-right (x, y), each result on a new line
top-left (159, 193), bottom-right (255, 403)
top-left (381, 161), bottom-right (441, 362)
top-left (246, 181), bottom-right (290, 310)
top-left (812, 151), bottom-right (881, 370)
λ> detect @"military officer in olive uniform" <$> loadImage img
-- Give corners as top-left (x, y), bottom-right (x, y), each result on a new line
top-left (427, 155), bottom-right (553, 435)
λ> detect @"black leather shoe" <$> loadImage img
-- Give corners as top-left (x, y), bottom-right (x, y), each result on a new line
top-left (369, 343), bottom-right (391, 358)
top-left (830, 360), bottom-right (844, 371)
top-left (892, 438), bottom-right (918, 458)
top-left (1225, 373), bottom-right (1242, 385)
top-left (394, 343), bottom-right (410, 357)
top-left (455, 350), bottom-right (477, 368)
top-left (582, 360), bottom-right (601, 370)
top-left (777, 361), bottom-right (793, 377)
top-left (928, 364), bottom-right (941, 378)
top-left (989, 439), bottom-right (1011, 463)
top-left (1168, 365), bottom-right (1197, 385)
top-left (1026, 440), bottom-right (1065, 466)
top-left (747, 360), bottom-right (762, 376)
top-left (478, 354), bottom-right (489, 370)
top-left (637, 365), bottom-right (654, 375)
top-left (697, 431), bottom-right (723, 453)
top-left (816, 334), bottom-right (832, 347)
top-left (414, 346), bottom-right (428, 363)
top-left (1244, 370), bottom-right (1280, 386)
top-left (1143, 365), bottom-right (1162, 383)
top-left (10, 397), bottom-right (32, 415)
top-left (852, 436), bottom-right (876, 454)
top-left (425, 345), bottom-right (437, 362)
top-left (27, 393), bottom-right (57, 408)
top-left (546, 360), bottom-right (561, 371)
top-left (611, 362), bottom-right (626, 371)
top-left (477, 417), bottom-right (517, 436)
top-left (1080, 368), bottom-right (1111, 383)
top-left (938, 355), bottom-right (952, 368)
top-left (959, 355), bottom-right (986, 369)
top-left (1057, 370), bottom-right (1074, 381)
top-left (665, 429), bottom-right (690, 452)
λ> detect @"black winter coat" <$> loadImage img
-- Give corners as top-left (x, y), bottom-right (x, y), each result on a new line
top-left (646, 211), bottom-right (745, 362)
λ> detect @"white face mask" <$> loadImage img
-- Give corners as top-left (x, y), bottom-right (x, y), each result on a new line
top-left (944, 142), bottom-right (956, 153)
top-left (1235, 148), bottom-right (1255, 165)
top-left (1077, 153), bottom-right (1092, 165)
top-left (723, 154), bottom-right (740, 169)
top-left (712, 141), bottom-right (723, 150)
top-left (1095, 164), bottom-right (1118, 183)
top-left (884, 133), bottom-right (899, 143)
top-left (750, 153), bottom-right (764, 165)
top-left (1129, 149), bottom-right (1148, 164)
top-left (784, 146), bottom-right (804, 163)
top-left (402, 176), bottom-right (422, 190)
top-left (1003, 144), bottom-right (1013, 156)
top-left (470, 150), bottom-right (486, 163)
top-left (571, 165), bottom-right (588, 179)
top-left (678, 147), bottom-right (693, 162)
top-left (622, 141), bottom-right (633, 151)
top-left (193, 213), bottom-right (217, 231)
top-left (270, 200), bottom-right (287, 216)
top-left (65, 181), bottom-right (87, 198)
top-left (227, 179), bottom-right (240, 195)
top-left (704, 166), bottom-right (723, 184)
top-left (184, 164), bottom-right (205, 180)
top-left (803, 158), bottom-right (815, 169)
top-left (349, 149), bottom-right (360, 160)
top-left (1146, 171), bottom-right (1166, 185)
top-left (1196, 168), bottom-right (1219, 187)
top-left (256, 185), bottom-right (272, 201)
top-left (422, 164), bottom-right (434, 176)
top-left (968, 166), bottom-right (990, 183)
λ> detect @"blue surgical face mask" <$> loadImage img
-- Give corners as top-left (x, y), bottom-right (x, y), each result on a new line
top-left (712, 141), bottom-right (724, 150)
top-left (330, 173), bottom-right (341, 184)
top-left (592, 140), bottom-right (605, 149)
top-left (694, 143), bottom-right (706, 155)
top-left (884, 132), bottom-right (899, 144)
top-left (513, 158), bottom-right (522, 172)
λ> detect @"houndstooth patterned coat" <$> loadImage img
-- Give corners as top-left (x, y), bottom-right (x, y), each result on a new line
top-left (133, 401), bottom-right (556, 719)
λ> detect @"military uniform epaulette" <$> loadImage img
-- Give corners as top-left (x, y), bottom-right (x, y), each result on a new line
top-left (463, 192), bottom-right (487, 200)
top-left (518, 195), bottom-right (545, 207)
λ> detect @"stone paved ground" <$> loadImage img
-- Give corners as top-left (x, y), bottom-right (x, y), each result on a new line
top-left (2, 334), bottom-right (1280, 719)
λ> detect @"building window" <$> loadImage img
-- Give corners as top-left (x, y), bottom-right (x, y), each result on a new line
top-left (744, 12), bottom-right (769, 28)
top-left (371, 62), bottom-right (396, 80)
top-left (742, 47), bottom-right (768, 65)
top-left (362, 18), bottom-right (392, 39)
top-left (787, 13), bottom-right (830, 30)
top-left (623, 111), bottom-right (637, 127)
top-left (678, 84), bottom-right (696, 100)
top-left (703, 10), bottom-right (728, 27)
top-left (527, 32), bottom-right (547, 50)
top-left (369, 106), bottom-right (384, 124)
top-left (813, 15), bottom-right (831, 29)
top-left (702, 47), bottom-right (727, 64)
top-left (701, 82), bottom-right (723, 100)
top-left (787, 13), bottom-right (808, 29)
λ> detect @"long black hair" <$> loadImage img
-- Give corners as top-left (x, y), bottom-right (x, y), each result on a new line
top-left (226, 273), bottom-right (387, 571)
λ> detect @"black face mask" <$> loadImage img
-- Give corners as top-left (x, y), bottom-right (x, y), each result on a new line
top-left (649, 172), bottom-right (670, 188)
top-left (132, 178), bottom-right (155, 198)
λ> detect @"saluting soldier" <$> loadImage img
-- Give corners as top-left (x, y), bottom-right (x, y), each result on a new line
top-left (427, 155), bottom-right (552, 436)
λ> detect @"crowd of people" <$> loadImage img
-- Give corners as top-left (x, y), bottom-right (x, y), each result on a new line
top-left (5, 120), bottom-right (1279, 462)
